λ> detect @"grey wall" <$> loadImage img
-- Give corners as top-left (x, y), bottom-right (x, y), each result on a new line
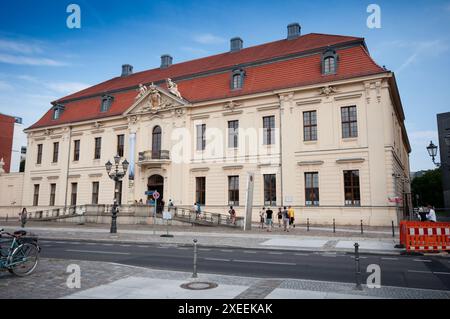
top-left (437, 112), bottom-right (450, 208)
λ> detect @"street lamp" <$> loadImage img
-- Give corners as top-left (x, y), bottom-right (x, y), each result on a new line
top-left (105, 155), bottom-right (129, 233)
top-left (426, 141), bottom-right (440, 167)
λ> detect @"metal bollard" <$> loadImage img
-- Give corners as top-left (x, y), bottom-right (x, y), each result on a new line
top-left (333, 219), bottom-right (336, 233)
top-left (5, 214), bottom-right (8, 223)
top-left (354, 243), bottom-right (363, 290)
top-left (192, 239), bottom-right (198, 278)
top-left (360, 220), bottom-right (363, 235)
top-left (391, 220), bottom-right (395, 237)
top-left (307, 218), bottom-right (310, 232)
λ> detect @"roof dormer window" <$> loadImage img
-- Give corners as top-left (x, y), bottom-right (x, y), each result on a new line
top-left (52, 104), bottom-right (65, 120)
top-left (100, 95), bottom-right (114, 112)
top-left (322, 49), bottom-right (338, 75)
top-left (231, 69), bottom-right (245, 90)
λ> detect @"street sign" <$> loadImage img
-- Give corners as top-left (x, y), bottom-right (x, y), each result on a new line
top-left (153, 191), bottom-right (160, 200)
top-left (145, 191), bottom-right (154, 196)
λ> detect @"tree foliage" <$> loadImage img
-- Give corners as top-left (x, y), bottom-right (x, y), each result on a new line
top-left (411, 169), bottom-right (444, 208)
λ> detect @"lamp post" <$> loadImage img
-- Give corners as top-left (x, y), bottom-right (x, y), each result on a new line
top-left (426, 141), bottom-right (440, 167)
top-left (105, 155), bottom-right (129, 233)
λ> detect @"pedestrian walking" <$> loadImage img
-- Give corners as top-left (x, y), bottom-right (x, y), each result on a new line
top-left (265, 207), bottom-right (273, 232)
top-left (228, 206), bottom-right (236, 225)
top-left (277, 207), bottom-right (282, 228)
top-left (426, 204), bottom-right (437, 222)
top-left (19, 207), bottom-right (28, 228)
top-left (194, 202), bottom-right (201, 219)
top-left (288, 206), bottom-right (295, 229)
top-left (259, 207), bottom-right (266, 229)
top-left (282, 206), bottom-right (289, 232)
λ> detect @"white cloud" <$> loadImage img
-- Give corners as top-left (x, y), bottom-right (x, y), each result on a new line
top-left (193, 33), bottom-right (226, 45)
top-left (45, 82), bottom-right (90, 94)
top-left (0, 80), bottom-right (13, 91)
top-left (0, 53), bottom-right (67, 66)
top-left (395, 40), bottom-right (449, 74)
top-left (0, 39), bottom-right (43, 54)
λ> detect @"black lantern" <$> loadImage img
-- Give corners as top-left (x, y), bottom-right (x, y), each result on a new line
top-left (426, 141), bottom-right (440, 167)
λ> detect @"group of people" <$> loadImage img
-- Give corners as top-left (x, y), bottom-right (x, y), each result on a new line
top-left (259, 206), bottom-right (295, 232)
top-left (417, 204), bottom-right (437, 222)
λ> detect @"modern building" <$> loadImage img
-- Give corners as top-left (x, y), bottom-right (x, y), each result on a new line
top-left (437, 112), bottom-right (450, 208)
top-left (2, 24), bottom-right (412, 225)
top-left (0, 113), bottom-right (26, 173)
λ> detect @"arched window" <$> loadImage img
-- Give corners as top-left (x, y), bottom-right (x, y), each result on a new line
top-left (152, 126), bottom-right (162, 159)
top-left (100, 95), bottom-right (114, 112)
top-left (231, 68), bottom-right (245, 90)
top-left (52, 104), bottom-right (65, 120)
top-left (321, 49), bottom-right (338, 75)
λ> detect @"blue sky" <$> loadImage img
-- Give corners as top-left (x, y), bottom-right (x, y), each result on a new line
top-left (0, 0), bottom-right (449, 171)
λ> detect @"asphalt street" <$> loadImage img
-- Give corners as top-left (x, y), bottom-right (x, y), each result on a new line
top-left (39, 238), bottom-right (450, 291)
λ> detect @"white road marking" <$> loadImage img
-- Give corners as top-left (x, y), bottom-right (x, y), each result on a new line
top-left (321, 254), bottom-right (337, 257)
top-left (407, 270), bottom-right (431, 274)
top-left (233, 259), bottom-right (296, 266)
top-left (54, 241), bottom-right (67, 244)
top-left (101, 244), bottom-right (113, 246)
top-left (433, 272), bottom-right (450, 275)
top-left (413, 259), bottom-right (432, 263)
top-left (199, 248), bottom-right (211, 251)
top-left (87, 243), bottom-right (96, 245)
top-left (243, 251), bottom-right (257, 254)
top-left (294, 253), bottom-right (309, 256)
top-left (221, 249), bottom-right (233, 253)
top-left (66, 249), bottom-right (130, 255)
top-left (138, 245), bottom-right (148, 248)
top-left (381, 257), bottom-right (398, 261)
top-left (204, 258), bottom-right (230, 262)
top-left (120, 245), bottom-right (131, 247)
top-left (176, 247), bottom-right (189, 250)
top-left (268, 252), bottom-right (283, 255)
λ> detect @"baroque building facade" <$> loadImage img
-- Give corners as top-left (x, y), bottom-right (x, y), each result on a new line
top-left (9, 24), bottom-right (411, 226)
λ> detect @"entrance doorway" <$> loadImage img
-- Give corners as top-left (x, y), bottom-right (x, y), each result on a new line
top-left (148, 174), bottom-right (164, 213)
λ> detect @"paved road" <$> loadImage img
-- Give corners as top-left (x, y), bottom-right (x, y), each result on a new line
top-left (39, 239), bottom-right (450, 291)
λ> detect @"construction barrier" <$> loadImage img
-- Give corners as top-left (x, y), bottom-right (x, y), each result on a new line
top-left (399, 221), bottom-right (450, 252)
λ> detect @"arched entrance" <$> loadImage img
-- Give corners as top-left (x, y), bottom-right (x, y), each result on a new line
top-left (148, 174), bottom-right (164, 213)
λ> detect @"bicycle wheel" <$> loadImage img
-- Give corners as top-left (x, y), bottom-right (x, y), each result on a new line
top-left (8, 243), bottom-right (39, 276)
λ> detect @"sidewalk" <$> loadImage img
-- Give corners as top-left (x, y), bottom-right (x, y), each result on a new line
top-left (2, 221), bottom-right (403, 254)
top-left (2, 258), bottom-right (449, 299)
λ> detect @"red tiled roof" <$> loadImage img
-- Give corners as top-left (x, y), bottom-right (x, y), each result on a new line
top-left (29, 33), bottom-right (385, 130)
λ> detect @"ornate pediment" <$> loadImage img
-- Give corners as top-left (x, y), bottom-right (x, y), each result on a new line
top-left (124, 83), bottom-right (189, 115)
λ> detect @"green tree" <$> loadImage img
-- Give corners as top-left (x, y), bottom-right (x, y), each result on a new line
top-left (411, 169), bottom-right (444, 208)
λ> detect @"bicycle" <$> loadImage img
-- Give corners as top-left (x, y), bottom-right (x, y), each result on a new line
top-left (0, 229), bottom-right (40, 276)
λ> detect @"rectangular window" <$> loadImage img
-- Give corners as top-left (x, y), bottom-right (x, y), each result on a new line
top-left (49, 183), bottom-right (56, 206)
top-left (195, 177), bottom-right (206, 205)
top-left (52, 142), bottom-right (59, 163)
top-left (341, 106), bottom-right (358, 138)
top-left (73, 140), bottom-right (80, 161)
top-left (196, 124), bottom-right (206, 151)
top-left (303, 111), bottom-right (317, 141)
top-left (228, 120), bottom-right (239, 148)
top-left (92, 182), bottom-right (99, 205)
top-left (304, 172), bottom-right (319, 206)
top-left (263, 174), bottom-right (276, 206)
top-left (228, 176), bottom-right (239, 206)
top-left (94, 137), bottom-right (102, 159)
top-left (70, 183), bottom-right (78, 206)
top-left (33, 184), bottom-right (40, 206)
top-left (36, 144), bottom-right (43, 164)
top-left (344, 170), bottom-right (360, 206)
top-left (263, 116), bottom-right (275, 145)
top-left (117, 134), bottom-right (125, 157)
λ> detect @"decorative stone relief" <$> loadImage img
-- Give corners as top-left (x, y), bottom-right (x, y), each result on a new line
top-left (167, 78), bottom-right (182, 99)
top-left (223, 100), bottom-right (241, 112)
top-left (318, 85), bottom-right (338, 98)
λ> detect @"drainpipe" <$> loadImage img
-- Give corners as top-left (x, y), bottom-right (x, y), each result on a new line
top-left (64, 126), bottom-right (72, 209)
top-left (279, 95), bottom-right (284, 207)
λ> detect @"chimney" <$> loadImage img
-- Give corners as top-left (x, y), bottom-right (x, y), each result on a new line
top-left (287, 23), bottom-right (301, 40)
top-left (230, 37), bottom-right (243, 52)
top-left (121, 64), bottom-right (133, 77)
top-left (161, 54), bottom-right (173, 69)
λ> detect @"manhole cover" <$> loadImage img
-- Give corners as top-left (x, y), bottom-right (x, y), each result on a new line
top-left (180, 282), bottom-right (218, 290)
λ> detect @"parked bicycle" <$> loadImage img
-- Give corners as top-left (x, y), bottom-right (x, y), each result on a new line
top-left (0, 229), bottom-right (40, 276)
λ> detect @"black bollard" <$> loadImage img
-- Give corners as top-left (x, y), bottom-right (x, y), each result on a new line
top-left (192, 239), bottom-right (198, 278)
top-left (307, 218), bottom-right (310, 232)
top-left (360, 220), bottom-right (363, 235)
top-left (333, 219), bottom-right (336, 233)
top-left (391, 220), bottom-right (395, 237)
top-left (5, 214), bottom-right (8, 223)
top-left (354, 243), bottom-right (363, 290)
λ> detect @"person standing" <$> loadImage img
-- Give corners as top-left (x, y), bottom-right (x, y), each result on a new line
top-left (288, 206), bottom-right (295, 229)
top-left (277, 208), bottom-right (283, 228)
top-left (426, 205), bottom-right (437, 222)
top-left (282, 206), bottom-right (289, 232)
top-left (19, 207), bottom-right (28, 228)
top-left (265, 207), bottom-right (273, 232)
top-left (259, 207), bottom-right (266, 229)
top-left (228, 206), bottom-right (236, 225)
